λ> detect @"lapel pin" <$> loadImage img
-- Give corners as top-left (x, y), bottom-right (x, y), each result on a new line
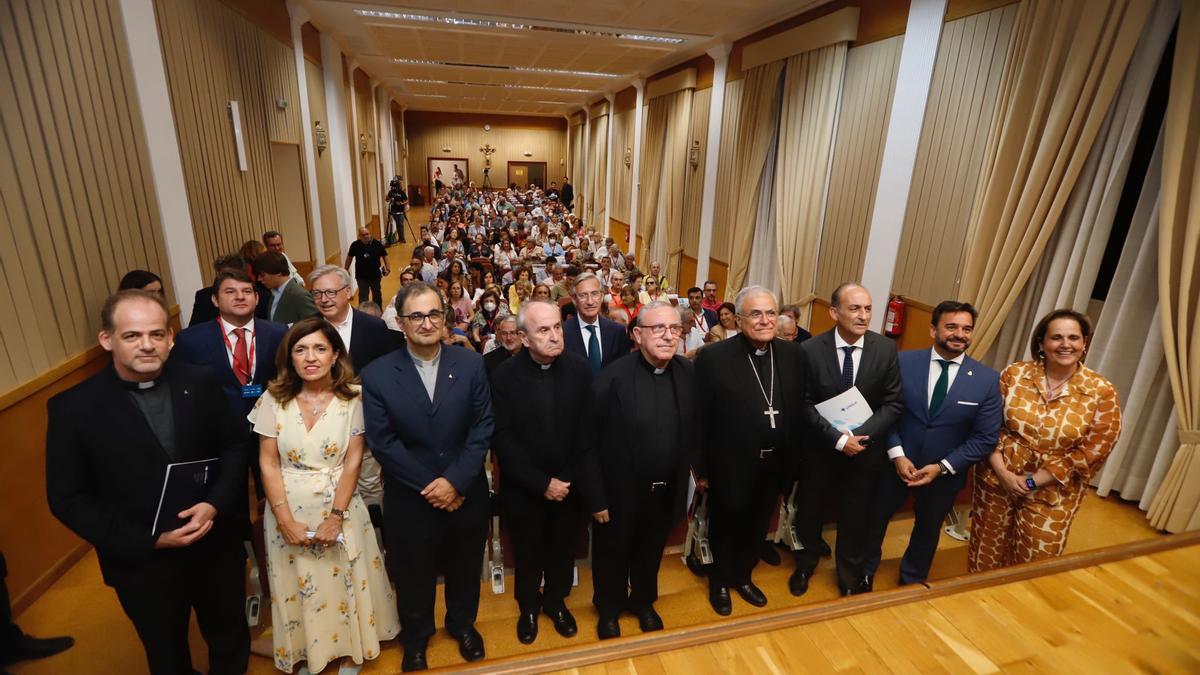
top-left (183, 389), bottom-right (189, 395)
top-left (448, 373), bottom-right (454, 379)
top-left (967, 371), bottom-right (973, 376)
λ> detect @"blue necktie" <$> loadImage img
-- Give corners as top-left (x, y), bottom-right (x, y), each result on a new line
top-left (841, 346), bottom-right (855, 391)
top-left (586, 325), bottom-right (602, 375)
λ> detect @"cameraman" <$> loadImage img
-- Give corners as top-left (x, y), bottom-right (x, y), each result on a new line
top-left (386, 176), bottom-right (408, 243)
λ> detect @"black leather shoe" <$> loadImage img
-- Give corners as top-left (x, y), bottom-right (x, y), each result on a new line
top-left (734, 582), bottom-right (768, 607)
top-left (1, 633), bottom-right (74, 665)
top-left (401, 643), bottom-right (428, 671)
top-left (634, 605), bottom-right (664, 632)
top-left (597, 615), bottom-right (621, 640)
top-left (788, 570), bottom-right (811, 597)
top-left (709, 583), bottom-right (732, 616)
top-left (819, 537), bottom-right (832, 558)
top-left (547, 606), bottom-right (578, 637)
top-left (759, 542), bottom-right (782, 566)
top-left (516, 611), bottom-right (538, 644)
top-left (452, 627), bottom-right (486, 662)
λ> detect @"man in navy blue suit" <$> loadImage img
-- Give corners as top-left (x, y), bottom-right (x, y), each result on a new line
top-left (361, 282), bottom-right (494, 672)
top-left (864, 301), bottom-right (1002, 586)
top-left (563, 272), bottom-right (631, 374)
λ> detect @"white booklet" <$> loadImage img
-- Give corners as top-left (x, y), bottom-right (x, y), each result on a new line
top-left (814, 386), bottom-right (874, 434)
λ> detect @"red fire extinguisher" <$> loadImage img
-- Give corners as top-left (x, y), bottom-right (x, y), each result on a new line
top-left (884, 296), bottom-right (906, 337)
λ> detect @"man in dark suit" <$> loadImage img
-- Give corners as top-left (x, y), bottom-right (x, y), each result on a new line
top-left (484, 315), bottom-right (522, 378)
top-left (695, 287), bottom-right (806, 615)
top-left (780, 304), bottom-right (813, 343)
top-left (46, 290), bottom-right (249, 674)
top-left (578, 302), bottom-right (698, 640)
top-left (791, 283), bottom-right (903, 597)
top-left (563, 272), bottom-right (631, 375)
top-left (255, 251), bottom-right (317, 325)
top-left (686, 287), bottom-right (719, 335)
top-left (362, 282), bottom-right (494, 671)
top-left (308, 264), bottom-right (400, 374)
top-left (865, 301), bottom-right (1002, 585)
top-left (491, 301), bottom-right (592, 644)
top-left (189, 253), bottom-right (271, 327)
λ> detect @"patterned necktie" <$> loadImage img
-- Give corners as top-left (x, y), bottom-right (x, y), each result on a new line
top-left (586, 325), bottom-right (602, 375)
top-left (232, 327), bottom-right (251, 386)
top-left (929, 359), bottom-right (951, 416)
top-left (841, 346), bottom-right (855, 391)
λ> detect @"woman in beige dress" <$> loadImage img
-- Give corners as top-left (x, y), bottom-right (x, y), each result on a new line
top-left (250, 318), bottom-right (399, 673)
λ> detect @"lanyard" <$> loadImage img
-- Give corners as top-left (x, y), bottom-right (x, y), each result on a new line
top-left (220, 322), bottom-right (255, 381)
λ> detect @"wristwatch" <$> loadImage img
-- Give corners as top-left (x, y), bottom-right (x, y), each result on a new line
top-left (329, 508), bottom-right (349, 520)
top-left (1024, 473), bottom-right (1037, 490)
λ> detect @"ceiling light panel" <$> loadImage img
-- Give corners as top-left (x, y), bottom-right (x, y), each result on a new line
top-left (392, 57), bottom-right (620, 79)
top-left (399, 78), bottom-right (591, 93)
top-left (355, 8), bottom-right (689, 44)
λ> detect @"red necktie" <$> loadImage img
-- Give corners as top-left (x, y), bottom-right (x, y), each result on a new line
top-left (232, 327), bottom-right (250, 385)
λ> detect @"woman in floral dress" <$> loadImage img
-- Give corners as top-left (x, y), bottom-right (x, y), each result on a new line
top-left (250, 318), bottom-right (399, 673)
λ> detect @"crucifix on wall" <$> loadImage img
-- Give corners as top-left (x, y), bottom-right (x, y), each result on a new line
top-left (479, 143), bottom-right (496, 167)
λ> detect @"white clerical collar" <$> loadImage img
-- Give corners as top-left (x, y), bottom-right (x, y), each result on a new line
top-left (754, 347), bottom-right (769, 356)
top-left (834, 331), bottom-right (865, 350)
top-left (653, 367), bottom-right (665, 375)
top-left (932, 349), bottom-right (965, 366)
top-left (539, 362), bottom-right (552, 370)
top-left (137, 380), bottom-right (156, 390)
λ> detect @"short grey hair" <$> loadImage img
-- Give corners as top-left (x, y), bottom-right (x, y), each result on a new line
top-left (516, 300), bottom-right (557, 332)
top-left (572, 271), bottom-right (602, 296)
top-left (308, 264), bottom-right (351, 288)
top-left (496, 314), bottom-right (519, 331)
top-left (734, 285), bottom-right (778, 315)
top-left (636, 300), bottom-right (682, 327)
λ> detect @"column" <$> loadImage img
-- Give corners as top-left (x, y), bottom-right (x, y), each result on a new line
top-left (694, 43), bottom-right (731, 288)
top-left (320, 33), bottom-right (356, 257)
top-left (603, 93), bottom-right (616, 237)
top-left (859, 0), bottom-right (947, 331)
top-left (580, 105), bottom-right (590, 218)
top-left (628, 79), bottom-right (646, 257)
top-left (286, 4), bottom-right (325, 266)
top-left (347, 60), bottom-right (366, 229)
top-left (117, 0), bottom-right (204, 325)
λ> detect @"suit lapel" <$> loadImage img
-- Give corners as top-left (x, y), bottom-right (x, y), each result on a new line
top-left (102, 370), bottom-right (174, 465)
top-left (819, 332), bottom-right (842, 389)
top-left (931, 355), bottom-right (974, 421)
top-left (394, 351), bottom-right (434, 416)
top-left (914, 350), bottom-right (932, 424)
top-left (167, 370), bottom-right (194, 460)
top-left (431, 347), bottom-right (458, 416)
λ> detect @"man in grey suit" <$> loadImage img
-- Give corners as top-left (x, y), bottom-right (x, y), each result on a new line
top-left (254, 252), bottom-right (317, 325)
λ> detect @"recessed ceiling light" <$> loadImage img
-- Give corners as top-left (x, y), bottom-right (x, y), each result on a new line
top-left (392, 58), bottom-right (621, 79)
top-left (357, 8), bottom-right (688, 45)
top-left (401, 78), bottom-right (591, 93)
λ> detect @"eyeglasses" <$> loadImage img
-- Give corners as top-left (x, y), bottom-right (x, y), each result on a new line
top-left (640, 324), bottom-right (684, 337)
top-left (738, 310), bottom-right (778, 322)
top-left (401, 311), bottom-right (445, 325)
top-left (310, 285), bottom-right (349, 300)
top-left (575, 291), bottom-right (604, 300)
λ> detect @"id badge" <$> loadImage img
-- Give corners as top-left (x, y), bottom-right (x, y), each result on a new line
top-left (241, 383), bottom-right (264, 399)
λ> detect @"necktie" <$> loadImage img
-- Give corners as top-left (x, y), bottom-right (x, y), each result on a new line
top-left (929, 359), bottom-right (951, 416)
top-left (232, 327), bottom-right (251, 385)
top-left (841, 346), bottom-right (855, 391)
top-left (586, 325), bottom-right (602, 375)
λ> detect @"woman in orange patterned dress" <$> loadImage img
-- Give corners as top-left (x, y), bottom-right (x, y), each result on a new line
top-left (967, 309), bottom-right (1122, 572)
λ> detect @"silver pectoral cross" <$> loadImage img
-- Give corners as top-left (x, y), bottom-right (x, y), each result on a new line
top-left (764, 406), bottom-right (779, 429)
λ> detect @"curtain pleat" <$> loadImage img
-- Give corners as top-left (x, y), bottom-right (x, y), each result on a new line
top-left (725, 62), bottom-right (785, 297)
top-left (774, 44), bottom-right (847, 307)
top-left (958, 0), bottom-right (1154, 356)
top-left (1148, 0), bottom-right (1200, 533)
top-left (640, 89), bottom-right (694, 277)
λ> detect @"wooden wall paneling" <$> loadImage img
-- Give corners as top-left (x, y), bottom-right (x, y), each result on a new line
top-left (814, 35), bottom-right (903, 298)
top-left (305, 59), bottom-right (340, 260)
top-left (710, 78), bottom-right (744, 263)
top-left (681, 87), bottom-right (712, 263)
top-left (892, 5), bottom-right (1016, 303)
top-left (262, 36), bottom-right (301, 145)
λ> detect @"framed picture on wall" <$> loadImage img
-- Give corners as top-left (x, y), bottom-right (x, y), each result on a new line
top-left (428, 158), bottom-right (468, 196)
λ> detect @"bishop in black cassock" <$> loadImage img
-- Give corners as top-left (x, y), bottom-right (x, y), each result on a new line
top-left (491, 302), bottom-right (592, 645)
top-left (695, 288), bottom-right (807, 615)
top-left (578, 302), bottom-right (698, 640)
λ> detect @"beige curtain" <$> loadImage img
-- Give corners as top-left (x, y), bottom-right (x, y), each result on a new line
top-left (958, 0), bottom-right (1154, 356)
top-left (1148, 1), bottom-right (1200, 533)
top-left (711, 79), bottom-right (745, 264)
top-left (775, 44), bottom-right (847, 307)
top-left (640, 90), bottom-right (694, 278)
top-left (725, 62), bottom-right (785, 297)
top-left (637, 99), bottom-right (670, 263)
top-left (587, 113), bottom-right (608, 228)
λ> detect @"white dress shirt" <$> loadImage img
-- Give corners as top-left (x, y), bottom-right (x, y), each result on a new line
top-left (833, 331), bottom-right (865, 451)
top-left (219, 317), bottom-right (258, 380)
top-left (887, 349), bottom-right (965, 474)
top-left (578, 316), bottom-right (602, 361)
top-left (330, 308), bottom-right (354, 353)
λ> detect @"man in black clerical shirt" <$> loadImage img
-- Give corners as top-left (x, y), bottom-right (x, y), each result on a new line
top-left (484, 315), bottom-right (522, 377)
top-left (491, 302), bottom-right (592, 644)
top-left (695, 286), bottom-right (807, 615)
top-left (47, 291), bottom-right (249, 674)
top-left (579, 301), bottom-right (699, 640)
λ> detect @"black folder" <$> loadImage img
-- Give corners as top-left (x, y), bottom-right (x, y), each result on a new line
top-left (152, 457), bottom-right (221, 536)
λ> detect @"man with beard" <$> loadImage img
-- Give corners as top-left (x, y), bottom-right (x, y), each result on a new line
top-left (579, 302), bottom-right (698, 639)
top-left (491, 302), bottom-right (592, 644)
top-left (863, 301), bottom-right (1002, 586)
top-left (790, 283), bottom-right (902, 597)
top-left (695, 287), bottom-right (806, 615)
top-left (484, 315), bottom-right (523, 376)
